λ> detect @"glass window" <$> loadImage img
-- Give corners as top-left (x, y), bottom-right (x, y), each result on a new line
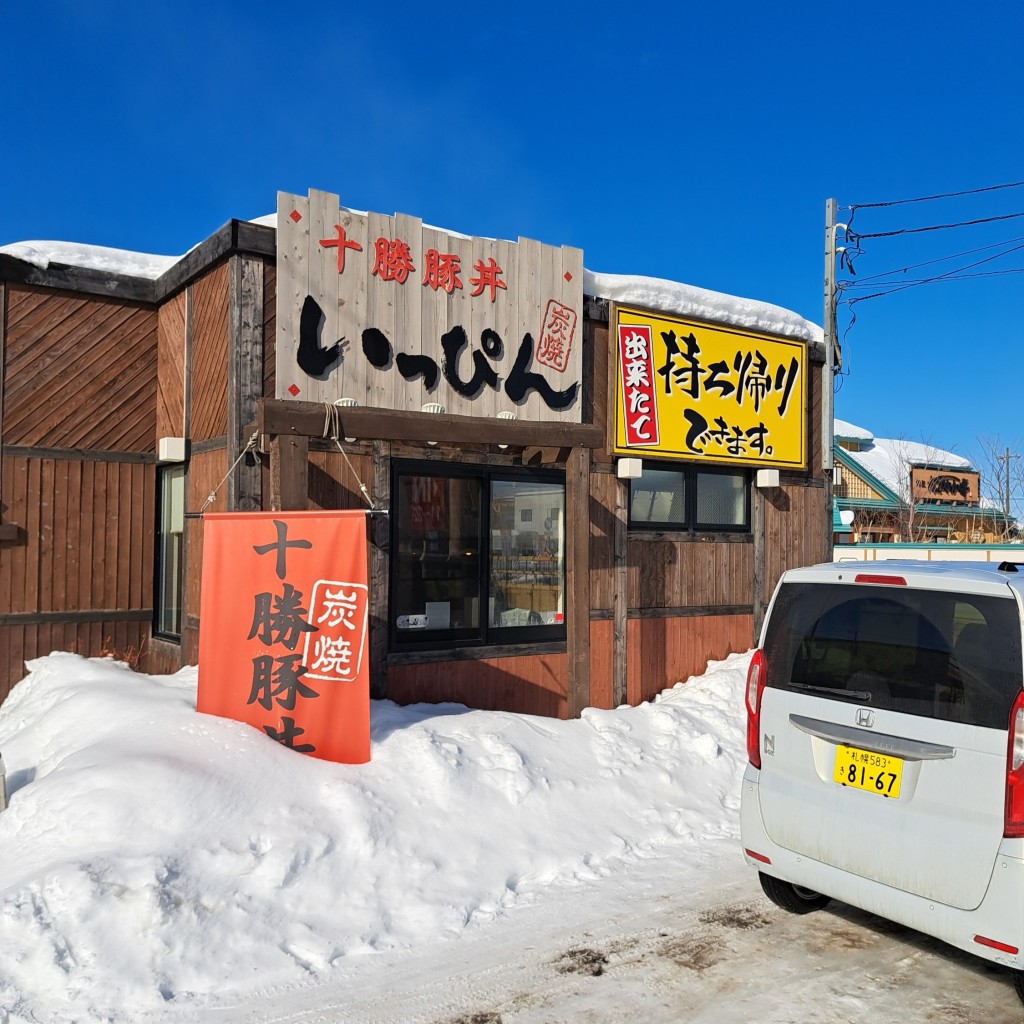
top-left (391, 463), bottom-right (565, 650)
top-left (155, 464), bottom-right (185, 639)
top-left (696, 470), bottom-right (748, 528)
top-left (628, 462), bottom-right (749, 532)
top-left (630, 467), bottom-right (686, 527)
top-left (489, 480), bottom-right (564, 629)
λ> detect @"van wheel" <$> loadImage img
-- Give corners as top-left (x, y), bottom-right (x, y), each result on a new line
top-left (1011, 968), bottom-right (1024, 1005)
top-left (759, 872), bottom-right (831, 914)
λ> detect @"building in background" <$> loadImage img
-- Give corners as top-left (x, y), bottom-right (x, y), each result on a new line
top-left (833, 419), bottom-right (1014, 547)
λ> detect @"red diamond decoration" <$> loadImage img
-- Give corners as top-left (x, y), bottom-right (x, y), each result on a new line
top-left (290, 210), bottom-right (302, 223)
top-left (288, 383), bottom-right (301, 396)
top-left (564, 271), bottom-right (573, 282)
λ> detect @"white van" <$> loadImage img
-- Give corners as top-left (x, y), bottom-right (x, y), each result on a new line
top-left (740, 560), bottom-right (1024, 1003)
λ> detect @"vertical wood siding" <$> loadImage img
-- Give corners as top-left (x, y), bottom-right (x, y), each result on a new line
top-left (762, 482), bottom-right (828, 604)
top-left (589, 619), bottom-right (614, 710)
top-left (625, 613), bottom-right (753, 705)
top-left (4, 286), bottom-right (157, 450)
top-left (386, 653), bottom-right (568, 718)
top-left (189, 264), bottom-right (229, 442)
top-left (0, 454), bottom-right (155, 699)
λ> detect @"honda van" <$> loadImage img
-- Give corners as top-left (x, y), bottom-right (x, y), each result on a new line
top-left (741, 561), bottom-right (1024, 1002)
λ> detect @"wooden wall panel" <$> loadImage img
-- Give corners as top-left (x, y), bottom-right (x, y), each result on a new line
top-left (762, 482), bottom-right (828, 604)
top-left (263, 262), bottom-right (276, 399)
top-left (386, 652), bottom-right (568, 718)
top-left (589, 618), bottom-right (614, 710)
top-left (4, 286), bottom-right (157, 451)
top-left (189, 264), bottom-right (229, 441)
top-left (181, 448), bottom-right (227, 665)
top-left (0, 453), bottom-right (155, 700)
top-left (626, 537), bottom-right (753, 610)
top-left (588, 322), bottom-right (610, 450)
top-left (308, 449), bottom-right (374, 511)
top-left (626, 613), bottom-right (753, 705)
top-left (157, 291), bottom-right (186, 440)
top-left (588, 469), bottom-right (616, 611)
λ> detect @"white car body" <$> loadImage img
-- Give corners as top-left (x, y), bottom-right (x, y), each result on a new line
top-left (741, 561), bottom-right (1024, 974)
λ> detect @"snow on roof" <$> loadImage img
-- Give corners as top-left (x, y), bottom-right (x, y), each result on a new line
top-left (841, 432), bottom-right (973, 496)
top-left (0, 240), bottom-right (178, 281)
top-left (834, 418), bottom-right (873, 443)
top-left (0, 222), bottom-right (822, 342)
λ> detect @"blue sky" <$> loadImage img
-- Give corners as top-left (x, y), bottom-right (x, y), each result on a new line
top-left (2, 1), bottom-right (1022, 490)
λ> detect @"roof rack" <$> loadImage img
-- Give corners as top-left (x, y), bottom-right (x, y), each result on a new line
top-left (997, 562), bottom-right (1024, 573)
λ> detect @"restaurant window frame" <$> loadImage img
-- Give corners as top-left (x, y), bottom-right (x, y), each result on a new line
top-left (628, 461), bottom-right (750, 533)
top-left (154, 463), bottom-right (185, 640)
top-left (390, 460), bottom-right (567, 652)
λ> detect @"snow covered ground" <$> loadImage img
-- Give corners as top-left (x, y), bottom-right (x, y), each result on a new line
top-left (3, 652), bottom-right (1022, 1024)
top-left (0, 652), bottom-right (749, 1023)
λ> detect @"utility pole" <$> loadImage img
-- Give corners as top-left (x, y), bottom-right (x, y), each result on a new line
top-left (823, 199), bottom-right (840, 561)
top-left (823, 198), bottom-right (837, 475)
top-left (997, 447), bottom-right (1021, 522)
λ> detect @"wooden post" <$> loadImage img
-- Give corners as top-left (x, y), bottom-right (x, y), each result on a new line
top-left (612, 474), bottom-right (628, 707)
top-left (369, 439), bottom-right (391, 700)
top-left (752, 484), bottom-right (766, 644)
top-left (566, 445), bottom-right (590, 717)
top-left (227, 256), bottom-right (264, 512)
top-left (269, 435), bottom-right (309, 511)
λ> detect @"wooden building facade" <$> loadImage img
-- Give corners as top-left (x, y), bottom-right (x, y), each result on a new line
top-left (0, 202), bottom-right (830, 716)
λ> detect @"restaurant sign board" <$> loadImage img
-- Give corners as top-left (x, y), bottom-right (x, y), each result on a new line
top-left (276, 189), bottom-right (584, 424)
top-left (612, 305), bottom-right (807, 469)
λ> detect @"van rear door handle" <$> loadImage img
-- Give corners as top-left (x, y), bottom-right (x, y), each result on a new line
top-left (789, 714), bottom-right (956, 761)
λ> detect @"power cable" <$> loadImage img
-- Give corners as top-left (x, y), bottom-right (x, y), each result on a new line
top-left (851, 179), bottom-right (1024, 209)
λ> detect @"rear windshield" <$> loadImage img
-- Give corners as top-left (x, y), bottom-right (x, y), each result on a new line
top-left (764, 582), bottom-right (1023, 729)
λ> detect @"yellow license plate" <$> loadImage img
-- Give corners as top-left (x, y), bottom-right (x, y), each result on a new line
top-left (833, 744), bottom-right (903, 798)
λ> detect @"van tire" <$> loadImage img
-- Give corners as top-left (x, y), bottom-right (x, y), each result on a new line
top-left (759, 872), bottom-right (831, 914)
top-left (1011, 968), bottom-right (1024, 1005)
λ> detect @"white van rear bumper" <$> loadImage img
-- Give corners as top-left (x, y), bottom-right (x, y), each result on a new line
top-left (741, 765), bottom-right (1024, 969)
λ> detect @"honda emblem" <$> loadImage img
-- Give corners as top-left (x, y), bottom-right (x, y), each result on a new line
top-left (856, 708), bottom-right (875, 728)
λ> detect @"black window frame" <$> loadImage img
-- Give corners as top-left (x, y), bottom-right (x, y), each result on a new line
top-left (628, 460), bottom-right (750, 533)
top-left (389, 459), bottom-right (567, 653)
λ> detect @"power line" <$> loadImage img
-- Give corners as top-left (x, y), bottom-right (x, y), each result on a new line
top-left (851, 179), bottom-right (1024, 210)
top-left (846, 233), bottom-right (1024, 285)
top-left (851, 210), bottom-right (1024, 241)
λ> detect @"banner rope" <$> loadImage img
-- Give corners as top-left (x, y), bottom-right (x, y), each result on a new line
top-left (323, 405), bottom-right (375, 510)
top-left (198, 432), bottom-right (260, 513)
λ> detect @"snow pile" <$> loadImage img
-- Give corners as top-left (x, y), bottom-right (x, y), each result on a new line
top-left (0, 652), bottom-right (750, 1023)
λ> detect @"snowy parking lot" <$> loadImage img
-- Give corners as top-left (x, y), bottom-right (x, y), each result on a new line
top-left (1, 652), bottom-right (1022, 1023)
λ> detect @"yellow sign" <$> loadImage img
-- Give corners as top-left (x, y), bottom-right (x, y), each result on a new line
top-left (612, 306), bottom-right (807, 469)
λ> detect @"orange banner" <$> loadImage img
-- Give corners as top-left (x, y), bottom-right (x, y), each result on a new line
top-left (197, 510), bottom-right (371, 764)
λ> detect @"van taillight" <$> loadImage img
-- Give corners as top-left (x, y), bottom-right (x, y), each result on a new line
top-left (1004, 691), bottom-right (1024, 838)
top-left (746, 649), bottom-right (767, 770)
top-left (854, 574), bottom-right (907, 586)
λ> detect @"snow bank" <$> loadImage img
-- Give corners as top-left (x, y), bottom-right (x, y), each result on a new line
top-left (0, 651), bottom-right (750, 1023)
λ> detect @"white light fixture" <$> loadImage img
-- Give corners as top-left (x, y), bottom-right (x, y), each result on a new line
top-left (421, 402), bottom-right (445, 445)
top-left (496, 410), bottom-right (517, 449)
top-left (616, 457), bottom-right (643, 480)
top-left (158, 436), bottom-right (186, 463)
top-left (755, 468), bottom-right (780, 489)
top-left (832, 465), bottom-right (843, 486)
top-left (334, 397), bottom-right (357, 442)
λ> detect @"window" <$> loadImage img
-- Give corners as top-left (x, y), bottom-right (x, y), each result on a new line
top-left (628, 462), bottom-right (749, 532)
top-left (391, 462), bottom-right (566, 650)
top-left (155, 464), bottom-right (185, 639)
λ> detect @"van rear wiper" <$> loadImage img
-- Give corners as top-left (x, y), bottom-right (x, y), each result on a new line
top-left (789, 682), bottom-right (872, 701)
